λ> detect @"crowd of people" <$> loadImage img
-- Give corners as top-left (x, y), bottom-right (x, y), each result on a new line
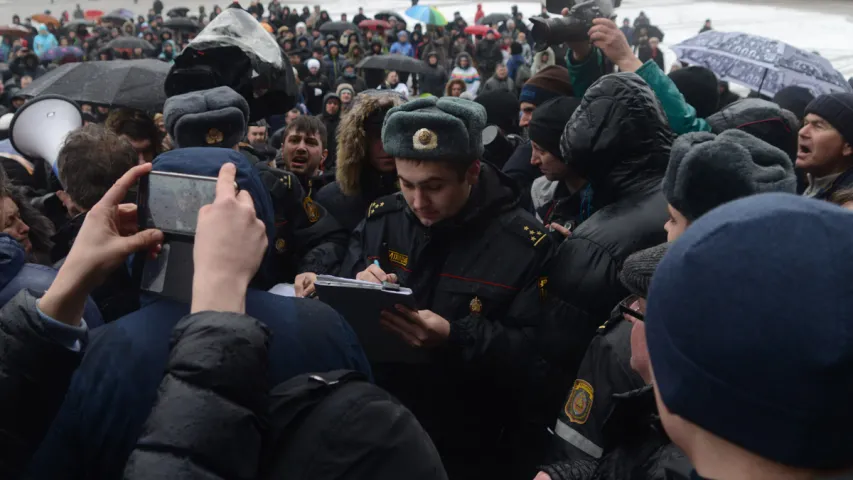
top-left (0, 1), bottom-right (852, 480)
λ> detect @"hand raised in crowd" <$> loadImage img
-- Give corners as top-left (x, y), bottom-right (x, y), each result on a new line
top-left (40, 163), bottom-right (165, 326)
top-left (588, 18), bottom-right (643, 72)
top-left (380, 305), bottom-right (450, 348)
top-left (191, 162), bottom-right (268, 314)
top-left (355, 263), bottom-right (398, 285)
top-left (294, 272), bottom-right (317, 297)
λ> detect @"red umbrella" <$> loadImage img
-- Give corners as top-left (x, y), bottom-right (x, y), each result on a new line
top-left (464, 25), bottom-right (501, 38)
top-left (359, 19), bottom-right (391, 31)
top-left (84, 9), bottom-right (104, 20)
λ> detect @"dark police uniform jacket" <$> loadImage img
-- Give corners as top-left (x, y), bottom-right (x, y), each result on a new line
top-left (340, 164), bottom-right (555, 472)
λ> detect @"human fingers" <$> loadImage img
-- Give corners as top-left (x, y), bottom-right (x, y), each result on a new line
top-left (215, 162), bottom-right (238, 201)
top-left (549, 223), bottom-right (570, 237)
top-left (99, 163), bottom-right (152, 207)
top-left (365, 264), bottom-right (389, 282)
top-left (121, 228), bottom-right (164, 256)
top-left (236, 188), bottom-right (255, 209)
top-left (116, 204), bottom-right (140, 236)
top-left (386, 273), bottom-right (398, 284)
top-left (591, 17), bottom-right (617, 29)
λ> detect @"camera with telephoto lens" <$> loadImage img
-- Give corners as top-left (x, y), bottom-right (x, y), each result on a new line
top-left (530, 0), bottom-right (621, 51)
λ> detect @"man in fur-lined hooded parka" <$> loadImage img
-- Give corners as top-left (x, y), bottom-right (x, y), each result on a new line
top-left (314, 90), bottom-right (406, 233)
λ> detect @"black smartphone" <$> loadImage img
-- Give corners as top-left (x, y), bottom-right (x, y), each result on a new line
top-left (133, 171), bottom-right (218, 303)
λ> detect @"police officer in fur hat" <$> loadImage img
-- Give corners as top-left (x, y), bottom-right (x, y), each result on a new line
top-left (163, 86), bottom-right (347, 282)
top-left (334, 96), bottom-right (557, 478)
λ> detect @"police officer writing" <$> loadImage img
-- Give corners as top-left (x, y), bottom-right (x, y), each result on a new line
top-left (331, 97), bottom-right (556, 479)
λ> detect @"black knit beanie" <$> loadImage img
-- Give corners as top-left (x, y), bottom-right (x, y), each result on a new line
top-left (804, 92), bottom-right (853, 145)
top-left (519, 65), bottom-right (573, 106)
top-left (668, 66), bottom-right (719, 119)
top-left (772, 86), bottom-right (813, 121)
top-left (528, 96), bottom-right (582, 159)
top-left (619, 243), bottom-right (669, 298)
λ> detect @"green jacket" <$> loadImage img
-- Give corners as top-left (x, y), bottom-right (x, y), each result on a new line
top-left (566, 48), bottom-right (711, 135)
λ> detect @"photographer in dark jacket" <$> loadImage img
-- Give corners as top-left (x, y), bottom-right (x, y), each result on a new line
top-left (337, 97), bottom-right (555, 479)
top-left (124, 161), bottom-right (271, 479)
top-left (0, 162), bottom-right (164, 478)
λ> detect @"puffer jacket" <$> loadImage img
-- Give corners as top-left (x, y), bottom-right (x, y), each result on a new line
top-left (0, 290), bottom-right (86, 478)
top-left (314, 90), bottom-right (404, 234)
top-left (123, 311), bottom-right (270, 479)
top-left (540, 73), bottom-right (670, 406)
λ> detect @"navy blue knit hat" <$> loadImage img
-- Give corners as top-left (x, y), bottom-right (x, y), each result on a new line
top-left (647, 193), bottom-right (853, 469)
top-left (804, 92), bottom-right (853, 145)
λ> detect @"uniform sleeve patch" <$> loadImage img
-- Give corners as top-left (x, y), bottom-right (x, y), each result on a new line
top-left (303, 197), bottom-right (320, 223)
top-left (388, 249), bottom-right (409, 268)
top-left (565, 379), bottom-right (594, 425)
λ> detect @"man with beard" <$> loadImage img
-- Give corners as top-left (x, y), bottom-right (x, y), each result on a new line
top-left (317, 93), bottom-right (341, 174)
top-left (281, 115), bottom-right (328, 196)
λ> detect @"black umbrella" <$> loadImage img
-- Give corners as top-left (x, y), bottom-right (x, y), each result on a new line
top-left (167, 7), bottom-right (190, 18)
top-left (356, 54), bottom-right (430, 75)
top-left (102, 8), bottom-right (134, 25)
top-left (374, 11), bottom-right (407, 24)
top-left (319, 21), bottom-right (359, 35)
top-left (477, 13), bottom-right (511, 25)
top-left (105, 37), bottom-right (156, 52)
top-left (163, 17), bottom-right (201, 32)
top-left (19, 59), bottom-right (170, 112)
top-left (61, 19), bottom-right (94, 33)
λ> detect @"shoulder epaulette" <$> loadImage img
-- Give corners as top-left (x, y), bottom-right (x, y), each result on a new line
top-left (366, 194), bottom-right (405, 219)
top-left (503, 214), bottom-right (550, 248)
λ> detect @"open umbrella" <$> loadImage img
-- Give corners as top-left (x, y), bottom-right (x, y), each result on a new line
top-left (356, 54), bottom-right (430, 75)
top-left (404, 5), bottom-right (447, 26)
top-left (0, 25), bottom-right (31, 39)
top-left (32, 14), bottom-right (60, 27)
top-left (163, 17), bottom-right (201, 32)
top-left (167, 7), bottom-right (190, 18)
top-left (320, 22), bottom-right (358, 35)
top-left (319, 21), bottom-right (359, 35)
top-left (477, 13), bottom-right (511, 25)
top-left (19, 59), bottom-right (171, 112)
top-left (374, 11), bottom-right (407, 24)
top-left (105, 37), bottom-right (156, 52)
top-left (672, 31), bottom-right (852, 97)
top-left (84, 9), bottom-right (104, 20)
top-left (359, 19), bottom-right (391, 31)
top-left (61, 19), bottom-right (94, 33)
top-left (43, 46), bottom-right (84, 62)
top-left (102, 9), bottom-right (134, 24)
top-left (464, 25), bottom-right (501, 38)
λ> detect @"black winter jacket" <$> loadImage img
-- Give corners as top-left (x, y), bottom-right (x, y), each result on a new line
top-left (340, 164), bottom-right (555, 475)
top-left (0, 290), bottom-right (85, 478)
top-left (419, 63), bottom-right (449, 97)
top-left (123, 311), bottom-right (270, 480)
top-left (541, 73), bottom-right (671, 411)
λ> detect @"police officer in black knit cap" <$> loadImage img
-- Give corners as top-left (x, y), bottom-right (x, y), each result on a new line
top-left (338, 96), bottom-right (556, 479)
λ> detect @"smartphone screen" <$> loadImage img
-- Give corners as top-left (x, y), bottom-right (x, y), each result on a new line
top-left (144, 171), bottom-right (217, 236)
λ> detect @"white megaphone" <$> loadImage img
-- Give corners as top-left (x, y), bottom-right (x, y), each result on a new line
top-left (9, 95), bottom-right (83, 166)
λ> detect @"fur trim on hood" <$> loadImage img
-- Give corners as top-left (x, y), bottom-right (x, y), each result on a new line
top-left (336, 90), bottom-right (405, 195)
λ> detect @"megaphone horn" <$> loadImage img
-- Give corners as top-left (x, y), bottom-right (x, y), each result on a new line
top-left (9, 95), bottom-right (83, 166)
